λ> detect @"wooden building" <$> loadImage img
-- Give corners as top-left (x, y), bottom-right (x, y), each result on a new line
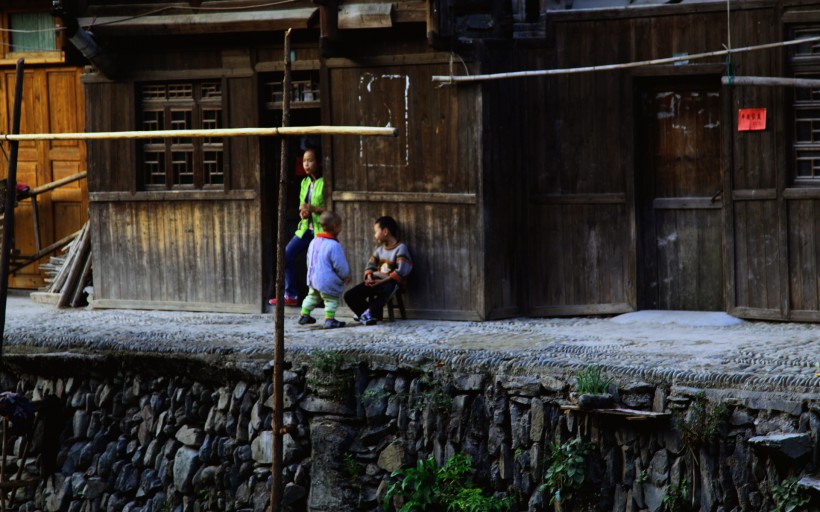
top-left (73, 0), bottom-right (819, 322)
top-left (0, 0), bottom-right (87, 289)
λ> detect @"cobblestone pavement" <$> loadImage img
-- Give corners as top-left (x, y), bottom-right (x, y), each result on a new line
top-left (3, 295), bottom-right (819, 394)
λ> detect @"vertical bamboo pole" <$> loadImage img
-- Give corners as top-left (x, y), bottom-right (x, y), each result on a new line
top-left (270, 29), bottom-right (292, 512)
top-left (0, 59), bottom-right (25, 360)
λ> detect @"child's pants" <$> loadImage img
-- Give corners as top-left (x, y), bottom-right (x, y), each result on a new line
top-left (301, 288), bottom-right (340, 318)
top-left (343, 280), bottom-right (398, 319)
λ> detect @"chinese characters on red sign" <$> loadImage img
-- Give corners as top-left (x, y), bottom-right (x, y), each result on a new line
top-left (737, 108), bottom-right (767, 131)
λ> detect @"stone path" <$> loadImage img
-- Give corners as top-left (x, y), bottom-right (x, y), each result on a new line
top-left (3, 295), bottom-right (819, 394)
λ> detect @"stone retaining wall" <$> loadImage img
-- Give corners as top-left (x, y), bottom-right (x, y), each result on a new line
top-left (0, 352), bottom-right (818, 511)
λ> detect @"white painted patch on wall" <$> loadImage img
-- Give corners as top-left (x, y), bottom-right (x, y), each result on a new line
top-left (656, 92), bottom-right (679, 120)
top-left (657, 232), bottom-right (678, 247)
top-left (357, 73), bottom-right (410, 169)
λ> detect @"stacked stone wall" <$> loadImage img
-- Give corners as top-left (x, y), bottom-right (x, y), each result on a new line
top-left (0, 354), bottom-right (817, 511)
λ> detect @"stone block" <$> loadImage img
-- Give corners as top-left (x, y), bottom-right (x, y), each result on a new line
top-left (174, 425), bottom-right (204, 447)
top-left (748, 432), bottom-right (813, 459)
top-left (377, 441), bottom-right (406, 473)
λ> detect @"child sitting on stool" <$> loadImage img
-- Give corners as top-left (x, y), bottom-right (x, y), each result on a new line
top-left (344, 215), bottom-right (412, 325)
top-left (298, 211), bottom-right (351, 329)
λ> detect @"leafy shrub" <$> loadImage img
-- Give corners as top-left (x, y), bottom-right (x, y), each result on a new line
top-left (772, 477), bottom-right (812, 512)
top-left (384, 453), bottom-right (512, 512)
top-left (541, 437), bottom-right (596, 508)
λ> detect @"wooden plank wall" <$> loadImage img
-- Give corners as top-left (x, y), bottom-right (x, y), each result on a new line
top-left (545, 4), bottom-right (819, 321)
top-left (528, 21), bottom-right (636, 315)
top-left (90, 200), bottom-right (259, 312)
top-left (723, 8), bottom-right (785, 319)
top-left (84, 48), bottom-right (263, 312)
top-left (327, 57), bottom-right (485, 320)
top-left (479, 49), bottom-right (527, 319)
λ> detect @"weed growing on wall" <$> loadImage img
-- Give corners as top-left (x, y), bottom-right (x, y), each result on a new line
top-left (772, 477), bottom-right (813, 512)
top-left (383, 452), bottom-right (512, 512)
top-left (663, 478), bottom-right (692, 512)
top-left (675, 392), bottom-right (728, 454)
top-left (306, 349), bottom-right (353, 401)
top-left (575, 366), bottom-right (613, 395)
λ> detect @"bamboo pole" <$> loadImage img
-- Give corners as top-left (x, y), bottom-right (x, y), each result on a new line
top-left (721, 76), bottom-right (820, 88)
top-left (0, 59), bottom-right (24, 362)
top-left (270, 28), bottom-right (292, 512)
top-left (432, 35), bottom-right (820, 84)
top-left (0, 126), bottom-right (397, 142)
top-left (28, 172), bottom-right (87, 196)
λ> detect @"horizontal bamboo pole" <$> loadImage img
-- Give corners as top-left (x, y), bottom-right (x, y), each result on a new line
top-left (432, 35), bottom-right (820, 84)
top-left (28, 172), bottom-right (87, 196)
top-left (721, 76), bottom-right (820, 88)
top-left (0, 125), bottom-right (398, 142)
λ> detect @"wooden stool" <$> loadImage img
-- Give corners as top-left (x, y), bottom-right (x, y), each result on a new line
top-left (386, 288), bottom-right (407, 321)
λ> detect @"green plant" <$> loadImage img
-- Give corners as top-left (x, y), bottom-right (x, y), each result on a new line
top-left (418, 369), bottom-right (453, 413)
top-left (575, 366), bottom-right (613, 395)
top-left (384, 453), bottom-right (512, 512)
top-left (663, 479), bottom-right (691, 512)
top-left (675, 393), bottom-right (728, 452)
top-left (636, 469), bottom-right (648, 484)
top-left (343, 452), bottom-right (362, 484)
top-left (541, 437), bottom-right (595, 508)
top-left (772, 477), bottom-right (812, 512)
top-left (306, 350), bottom-right (352, 400)
top-left (359, 386), bottom-right (392, 404)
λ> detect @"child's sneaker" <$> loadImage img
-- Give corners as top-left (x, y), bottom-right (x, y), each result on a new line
top-left (359, 311), bottom-right (378, 326)
top-left (298, 315), bottom-right (316, 325)
top-left (323, 318), bottom-right (346, 329)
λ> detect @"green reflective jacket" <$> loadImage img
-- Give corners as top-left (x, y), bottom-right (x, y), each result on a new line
top-left (296, 176), bottom-right (325, 238)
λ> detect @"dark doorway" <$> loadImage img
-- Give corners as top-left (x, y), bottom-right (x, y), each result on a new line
top-left (636, 78), bottom-right (725, 311)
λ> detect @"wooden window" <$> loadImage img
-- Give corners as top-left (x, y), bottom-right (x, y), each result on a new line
top-left (139, 81), bottom-right (225, 190)
top-left (790, 28), bottom-right (820, 186)
top-left (1, 11), bottom-right (63, 63)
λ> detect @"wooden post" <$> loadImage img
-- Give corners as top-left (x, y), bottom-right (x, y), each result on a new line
top-left (270, 28), bottom-right (292, 512)
top-left (0, 59), bottom-right (24, 360)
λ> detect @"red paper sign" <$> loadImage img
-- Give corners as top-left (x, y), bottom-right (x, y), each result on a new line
top-left (738, 108), bottom-right (767, 131)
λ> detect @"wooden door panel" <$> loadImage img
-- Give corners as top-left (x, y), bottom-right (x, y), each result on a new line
top-left (638, 80), bottom-right (724, 311)
top-left (655, 208), bottom-right (723, 310)
top-left (1, 67), bottom-right (86, 289)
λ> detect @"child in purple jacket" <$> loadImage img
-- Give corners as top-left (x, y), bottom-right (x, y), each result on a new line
top-left (298, 211), bottom-right (351, 329)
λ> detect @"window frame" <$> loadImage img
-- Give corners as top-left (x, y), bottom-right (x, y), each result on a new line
top-left (0, 10), bottom-right (64, 64)
top-left (138, 80), bottom-right (228, 191)
top-left (788, 27), bottom-right (820, 187)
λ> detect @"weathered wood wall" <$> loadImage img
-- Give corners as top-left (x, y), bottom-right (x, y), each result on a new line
top-left (85, 49), bottom-right (263, 312)
top-left (327, 54), bottom-right (486, 320)
top-left (536, 2), bottom-right (819, 321)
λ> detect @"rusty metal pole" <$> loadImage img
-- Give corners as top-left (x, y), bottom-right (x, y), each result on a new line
top-left (270, 29), bottom-right (292, 512)
top-left (0, 59), bottom-right (25, 360)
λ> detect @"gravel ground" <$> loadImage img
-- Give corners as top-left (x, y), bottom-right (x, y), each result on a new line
top-left (3, 294), bottom-right (819, 394)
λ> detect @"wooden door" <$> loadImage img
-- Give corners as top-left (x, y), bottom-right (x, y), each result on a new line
top-left (636, 79), bottom-right (724, 311)
top-left (0, 67), bottom-right (86, 288)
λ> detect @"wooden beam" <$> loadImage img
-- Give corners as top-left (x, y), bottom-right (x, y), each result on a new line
top-left (89, 190), bottom-right (257, 203)
top-left (722, 76), bottom-right (820, 88)
top-left (77, 8), bottom-right (319, 35)
top-left (331, 191), bottom-right (476, 204)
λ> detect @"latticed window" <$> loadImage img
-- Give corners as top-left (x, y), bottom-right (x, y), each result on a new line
top-left (790, 29), bottom-right (820, 185)
top-left (140, 81), bottom-right (224, 189)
